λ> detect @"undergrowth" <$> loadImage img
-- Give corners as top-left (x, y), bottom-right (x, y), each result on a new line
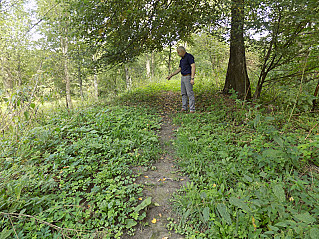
top-left (170, 95), bottom-right (319, 238)
top-left (1, 78), bottom-right (318, 239)
top-left (0, 104), bottom-right (161, 238)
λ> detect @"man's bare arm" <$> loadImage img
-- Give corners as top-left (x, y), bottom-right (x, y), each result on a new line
top-left (190, 63), bottom-right (195, 85)
top-left (167, 67), bottom-right (181, 80)
top-left (191, 63), bottom-right (195, 78)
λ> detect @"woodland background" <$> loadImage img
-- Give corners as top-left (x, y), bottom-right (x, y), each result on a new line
top-left (1, 0), bottom-right (318, 238)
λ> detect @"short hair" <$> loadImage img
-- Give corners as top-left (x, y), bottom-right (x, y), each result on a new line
top-left (177, 46), bottom-right (186, 52)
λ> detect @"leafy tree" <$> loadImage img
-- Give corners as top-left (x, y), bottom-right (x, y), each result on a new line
top-left (68, 0), bottom-right (254, 98)
top-left (0, 0), bottom-right (32, 96)
top-left (0, 0), bottom-right (44, 132)
top-left (189, 32), bottom-right (229, 87)
top-left (248, 0), bottom-right (319, 99)
top-left (68, 0), bottom-right (212, 66)
top-left (62, 0), bottom-right (319, 101)
top-left (36, 0), bottom-right (76, 108)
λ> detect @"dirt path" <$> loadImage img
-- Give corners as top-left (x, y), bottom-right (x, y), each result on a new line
top-left (123, 91), bottom-right (189, 239)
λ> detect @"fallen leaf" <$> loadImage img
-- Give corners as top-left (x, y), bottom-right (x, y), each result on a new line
top-left (252, 216), bottom-right (257, 230)
top-left (138, 198), bottom-right (142, 201)
top-left (151, 218), bottom-right (157, 224)
top-left (180, 178), bottom-right (184, 181)
top-left (144, 176), bottom-right (149, 178)
top-left (159, 213), bottom-right (162, 217)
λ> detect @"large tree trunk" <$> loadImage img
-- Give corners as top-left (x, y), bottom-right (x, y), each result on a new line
top-left (61, 36), bottom-right (73, 109)
top-left (223, 0), bottom-right (251, 100)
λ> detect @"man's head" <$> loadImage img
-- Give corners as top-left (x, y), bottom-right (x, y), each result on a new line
top-left (177, 46), bottom-right (186, 57)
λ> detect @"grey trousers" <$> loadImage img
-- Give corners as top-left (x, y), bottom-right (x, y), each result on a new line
top-left (181, 75), bottom-right (195, 111)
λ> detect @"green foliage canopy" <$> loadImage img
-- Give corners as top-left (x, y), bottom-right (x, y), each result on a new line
top-left (68, 0), bottom-right (216, 66)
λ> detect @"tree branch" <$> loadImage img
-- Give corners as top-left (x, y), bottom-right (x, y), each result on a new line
top-left (0, 212), bottom-right (80, 238)
top-left (23, 2), bottom-right (60, 38)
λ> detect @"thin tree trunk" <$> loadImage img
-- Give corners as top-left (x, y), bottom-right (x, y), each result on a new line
top-left (1, 57), bottom-right (14, 98)
top-left (312, 79), bottom-right (319, 111)
top-left (254, 46), bottom-right (275, 99)
top-left (151, 51), bottom-right (155, 80)
top-left (124, 64), bottom-right (132, 91)
top-left (93, 70), bottom-right (98, 100)
top-left (253, 13), bottom-right (281, 99)
top-left (146, 54), bottom-right (151, 78)
top-left (65, 59), bottom-right (72, 109)
top-left (17, 53), bottom-right (22, 87)
top-left (3, 74), bottom-right (13, 98)
top-left (61, 36), bottom-right (72, 109)
top-left (168, 44), bottom-right (172, 74)
top-left (223, 0), bottom-right (251, 100)
top-left (78, 66), bottom-right (84, 100)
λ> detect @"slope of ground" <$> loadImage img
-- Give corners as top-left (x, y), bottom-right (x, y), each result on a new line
top-left (1, 80), bottom-right (318, 239)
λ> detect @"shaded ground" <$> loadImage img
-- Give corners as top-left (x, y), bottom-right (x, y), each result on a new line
top-left (120, 88), bottom-right (222, 114)
top-left (122, 91), bottom-right (189, 239)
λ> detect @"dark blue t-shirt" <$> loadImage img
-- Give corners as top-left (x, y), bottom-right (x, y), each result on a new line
top-left (179, 52), bottom-right (195, 75)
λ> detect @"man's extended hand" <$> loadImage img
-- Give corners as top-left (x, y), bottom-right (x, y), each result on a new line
top-left (166, 75), bottom-right (172, 80)
top-left (190, 79), bottom-right (195, 85)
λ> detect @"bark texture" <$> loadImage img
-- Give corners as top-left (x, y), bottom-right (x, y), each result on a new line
top-left (223, 0), bottom-right (251, 99)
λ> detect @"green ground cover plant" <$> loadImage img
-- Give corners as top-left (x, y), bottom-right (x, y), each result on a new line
top-left (0, 105), bottom-right (161, 238)
top-left (1, 78), bottom-right (318, 239)
top-left (170, 95), bottom-right (319, 239)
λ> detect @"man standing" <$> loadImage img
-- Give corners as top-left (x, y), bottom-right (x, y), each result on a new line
top-left (167, 46), bottom-right (196, 113)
